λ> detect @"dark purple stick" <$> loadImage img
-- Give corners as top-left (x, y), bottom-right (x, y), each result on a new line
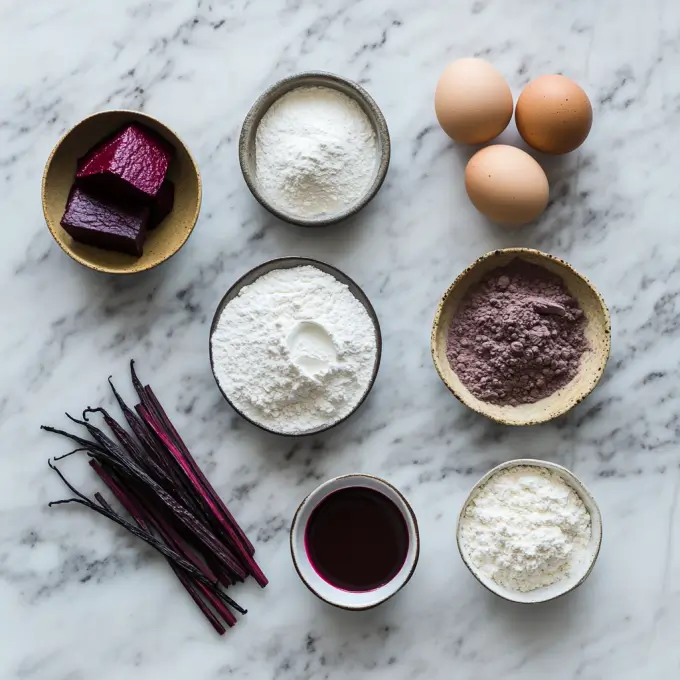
top-left (139, 405), bottom-right (267, 587)
top-left (49, 419), bottom-right (248, 582)
top-left (90, 461), bottom-right (241, 627)
top-left (143, 382), bottom-right (256, 557)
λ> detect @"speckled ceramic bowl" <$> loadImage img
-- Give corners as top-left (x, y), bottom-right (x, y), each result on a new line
top-left (42, 109), bottom-right (201, 275)
top-left (290, 474), bottom-right (420, 610)
top-left (239, 71), bottom-right (390, 227)
top-left (431, 248), bottom-right (611, 426)
top-left (456, 459), bottom-right (603, 604)
top-left (209, 257), bottom-right (382, 436)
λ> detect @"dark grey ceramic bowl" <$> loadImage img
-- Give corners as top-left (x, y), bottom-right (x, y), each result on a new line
top-left (209, 257), bottom-right (382, 436)
top-left (239, 71), bottom-right (390, 227)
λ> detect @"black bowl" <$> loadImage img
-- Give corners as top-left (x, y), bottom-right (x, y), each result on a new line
top-left (209, 257), bottom-right (382, 436)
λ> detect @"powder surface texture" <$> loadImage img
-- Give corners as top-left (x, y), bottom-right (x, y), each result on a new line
top-left (459, 466), bottom-right (592, 593)
top-left (255, 86), bottom-right (378, 218)
top-left (446, 260), bottom-right (588, 405)
top-left (210, 265), bottom-right (377, 434)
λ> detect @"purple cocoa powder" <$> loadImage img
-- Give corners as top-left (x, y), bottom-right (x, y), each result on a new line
top-left (446, 259), bottom-right (589, 406)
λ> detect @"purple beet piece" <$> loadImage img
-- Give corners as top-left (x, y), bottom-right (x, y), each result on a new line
top-left (76, 123), bottom-right (174, 203)
top-left (61, 185), bottom-right (149, 257)
top-left (149, 180), bottom-right (174, 229)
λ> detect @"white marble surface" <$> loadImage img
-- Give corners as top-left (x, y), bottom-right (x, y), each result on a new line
top-left (1, 0), bottom-right (679, 678)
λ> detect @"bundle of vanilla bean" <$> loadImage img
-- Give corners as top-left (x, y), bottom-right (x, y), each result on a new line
top-left (44, 361), bottom-right (266, 634)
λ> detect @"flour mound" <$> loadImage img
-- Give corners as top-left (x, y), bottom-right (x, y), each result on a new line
top-left (255, 86), bottom-right (377, 217)
top-left (210, 265), bottom-right (377, 434)
top-left (459, 466), bottom-right (592, 592)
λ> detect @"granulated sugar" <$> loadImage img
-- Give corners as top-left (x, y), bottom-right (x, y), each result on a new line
top-left (446, 260), bottom-right (588, 406)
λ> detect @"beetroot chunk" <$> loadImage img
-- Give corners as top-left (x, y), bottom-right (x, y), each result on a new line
top-left (76, 124), bottom-right (173, 203)
top-left (149, 180), bottom-right (175, 229)
top-left (61, 186), bottom-right (149, 257)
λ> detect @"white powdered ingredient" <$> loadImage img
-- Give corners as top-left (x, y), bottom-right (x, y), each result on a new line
top-left (210, 265), bottom-right (377, 434)
top-left (255, 86), bottom-right (378, 217)
top-left (459, 466), bottom-right (591, 592)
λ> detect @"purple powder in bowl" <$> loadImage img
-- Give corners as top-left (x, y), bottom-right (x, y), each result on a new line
top-left (446, 259), bottom-right (589, 406)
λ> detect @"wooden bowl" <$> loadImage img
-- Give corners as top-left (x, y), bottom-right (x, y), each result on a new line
top-left (431, 248), bottom-right (611, 426)
top-left (42, 110), bottom-right (202, 274)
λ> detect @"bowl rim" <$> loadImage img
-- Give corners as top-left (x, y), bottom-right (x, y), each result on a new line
top-left (208, 256), bottom-right (382, 436)
top-left (430, 247), bottom-right (612, 425)
top-left (238, 70), bottom-right (391, 227)
top-left (41, 108), bottom-right (202, 275)
top-left (289, 473), bottom-right (420, 610)
top-left (456, 458), bottom-right (603, 604)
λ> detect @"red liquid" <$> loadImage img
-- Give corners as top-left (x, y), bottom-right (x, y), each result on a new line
top-left (304, 486), bottom-right (409, 592)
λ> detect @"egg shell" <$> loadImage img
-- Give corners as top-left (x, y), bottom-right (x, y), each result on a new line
top-left (516, 75), bottom-right (593, 154)
top-left (434, 58), bottom-right (513, 145)
top-left (465, 145), bottom-right (549, 227)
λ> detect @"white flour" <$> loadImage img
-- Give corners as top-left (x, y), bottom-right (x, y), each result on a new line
top-left (459, 466), bottom-right (591, 592)
top-left (255, 86), bottom-right (378, 217)
top-left (210, 265), bottom-right (377, 434)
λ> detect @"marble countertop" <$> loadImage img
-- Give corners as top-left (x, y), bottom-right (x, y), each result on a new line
top-left (1, 1), bottom-right (679, 678)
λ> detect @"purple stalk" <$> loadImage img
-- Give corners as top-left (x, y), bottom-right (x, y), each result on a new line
top-left (196, 582), bottom-right (237, 628)
top-left (91, 462), bottom-right (147, 527)
top-left (44, 362), bottom-right (263, 634)
top-left (85, 407), bottom-right (146, 468)
top-left (135, 404), bottom-right (248, 573)
top-left (85, 414), bottom-right (246, 581)
top-left (139, 405), bottom-right (268, 587)
top-left (121, 476), bottom-right (246, 613)
top-left (108, 377), bottom-right (165, 465)
top-left (176, 569), bottom-right (226, 635)
top-left (51, 416), bottom-right (248, 582)
top-left (90, 461), bottom-right (238, 630)
top-left (92, 484), bottom-right (227, 634)
top-left (108, 380), bottom-right (205, 517)
top-left (132, 489), bottom-right (221, 585)
top-left (131, 403), bottom-right (211, 524)
top-left (94, 492), bottom-right (117, 515)
top-left (130, 361), bottom-right (254, 556)
top-left (142, 381), bottom-right (256, 557)
top-left (48, 462), bottom-right (218, 589)
top-left (92, 461), bottom-right (245, 610)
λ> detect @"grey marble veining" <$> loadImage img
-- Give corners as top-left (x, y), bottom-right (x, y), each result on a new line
top-left (1, 0), bottom-right (679, 678)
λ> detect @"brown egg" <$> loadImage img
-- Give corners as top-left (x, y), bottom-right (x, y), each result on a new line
top-left (465, 145), bottom-right (549, 227)
top-left (435, 58), bottom-right (513, 145)
top-left (515, 75), bottom-right (592, 154)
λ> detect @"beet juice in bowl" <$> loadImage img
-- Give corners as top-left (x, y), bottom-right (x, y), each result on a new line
top-left (290, 474), bottom-right (420, 610)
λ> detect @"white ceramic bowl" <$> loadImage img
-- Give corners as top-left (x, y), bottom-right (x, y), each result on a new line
top-left (290, 474), bottom-right (420, 610)
top-left (456, 459), bottom-right (603, 604)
